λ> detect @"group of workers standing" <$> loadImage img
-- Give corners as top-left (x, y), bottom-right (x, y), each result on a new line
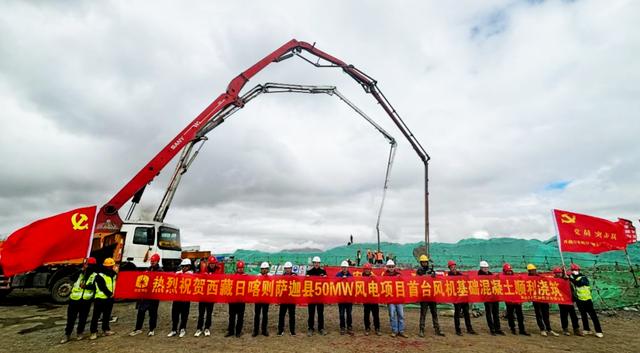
top-left (61, 253), bottom-right (604, 343)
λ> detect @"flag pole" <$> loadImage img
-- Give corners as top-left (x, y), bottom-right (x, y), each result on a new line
top-left (552, 210), bottom-right (567, 270)
top-left (623, 248), bottom-right (639, 288)
top-left (86, 206), bottom-right (98, 258)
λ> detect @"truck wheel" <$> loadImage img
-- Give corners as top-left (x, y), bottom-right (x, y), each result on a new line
top-left (0, 288), bottom-right (12, 300)
top-left (50, 276), bottom-right (74, 304)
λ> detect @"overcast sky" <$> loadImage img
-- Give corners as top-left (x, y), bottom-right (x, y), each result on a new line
top-left (0, 0), bottom-right (638, 253)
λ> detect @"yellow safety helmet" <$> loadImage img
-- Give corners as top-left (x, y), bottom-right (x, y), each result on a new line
top-left (103, 258), bottom-right (116, 267)
top-left (419, 255), bottom-right (429, 262)
top-left (526, 263), bottom-right (537, 271)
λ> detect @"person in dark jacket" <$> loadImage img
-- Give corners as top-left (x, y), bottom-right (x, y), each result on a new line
top-left (195, 256), bottom-right (222, 337)
top-left (167, 259), bottom-right (193, 338)
top-left (553, 267), bottom-right (582, 336)
top-left (61, 257), bottom-right (97, 343)
top-left (362, 263), bottom-right (381, 336)
top-left (416, 255), bottom-right (444, 337)
top-left (528, 264), bottom-right (559, 337)
top-left (277, 262), bottom-right (297, 336)
top-left (502, 263), bottom-right (530, 336)
top-left (253, 262), bottom-right (271, 337)
top-left (448, 260), bottom-right (476, 336)
top-left (478, 261), bottom-right (504, 335)
top-left (89, 258), bottom-right (117, 340)
top-left (226, 261), bottom-right (246, 338)
top-left (129, 253), bottom-right (163, 337)
top-left (570, 263), bottom-right (603, 337)
top-left (306, 256), bottom-right (328, 336)
top-left (336, 261), bottom-right (354, 335)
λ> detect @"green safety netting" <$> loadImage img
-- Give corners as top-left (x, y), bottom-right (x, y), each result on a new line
top-left (221, 237), bottom-right (640, 309)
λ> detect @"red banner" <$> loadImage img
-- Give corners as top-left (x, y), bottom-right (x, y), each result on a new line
top-left (554, 209), bottom-right (628, 254)
top-left (619, 218), bottom-right (637, 244)
top-left (114, 271), bottom-right (572, 305)
top-left (0, 206), bottom-right (97, 276)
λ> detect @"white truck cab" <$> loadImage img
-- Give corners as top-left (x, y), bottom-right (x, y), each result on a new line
top-left (118, 221), bottom-right (182, 271)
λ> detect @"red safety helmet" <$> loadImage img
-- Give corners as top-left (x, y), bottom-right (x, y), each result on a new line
top-left (502, 263), bottom-right (512, 272)
top-left (570, 263), bottom-right (580, 271)
top-left (447, 260), bottom-right (456, 268)
top-left (208, 255), bottom-right (217, 264)
top-left (552, 267), bottom-right (563, 274)
top-left (236, 260), bottom-right (245, 268)
top-left (363, 263), bottom-right (372, 269)
top-left (86, 257), bottom-right (97, 265)
top-left (150, 253), bottom-right (160, 263)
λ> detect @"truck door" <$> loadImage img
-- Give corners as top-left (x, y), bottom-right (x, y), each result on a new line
top-left (122, 226), bottom-right (155, 269)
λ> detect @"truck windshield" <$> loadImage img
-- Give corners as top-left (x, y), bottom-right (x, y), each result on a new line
top-left (158, 226), bottom-right (181, 251)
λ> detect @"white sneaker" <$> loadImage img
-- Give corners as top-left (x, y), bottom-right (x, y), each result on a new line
top-left (167, 331), bottom-right (177, 337)
top-left (179, 329), bottom-right (186, 338)
top-left (595, 332), bottom-right (604, 338)
top-left (204, 329), bottom-right (211, 337)
top-left (194, 329), bottom-right (202, 337)
top-left (540, 331), bottom-right (548, 337)
top-left (89, 333), bottom-right (98, 340)
top-left (148, 330), bottom-right (155, 336)
top-left (129, 330), bottom-right (143, 337)
top-left (583, 330), bottom-right (593, 336)
top-left (549, 331), bottom-right (559, 337)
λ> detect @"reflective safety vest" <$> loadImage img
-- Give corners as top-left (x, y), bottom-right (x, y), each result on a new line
top-left (574, 276), bottom-right (592, 301)
top-left (69, 272), bottom-right (97, 301)
top-left (95, 273), bottom-right (116, 300)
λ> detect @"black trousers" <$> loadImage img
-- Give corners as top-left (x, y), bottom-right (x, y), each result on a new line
top-left (506, 303), bottom-right (525, 332)
top-left (484, 302), bottom-right (501, 332)
top-left (533, 302), bottom-right (552, 331)
top-left (65, 299), bottom-right (91, 336)
top-left (171, 301), bottom-right (190, 331)
top-left (90, 298), bottom-right (114, 333)
top-left (253, 303), bottom-right (269, 334)
top-left (419, 301), bottom-right (440, 331)
top-left (576, 299), bottom-right (602, 333)
top-left (454, 303), bottom-right (473, 332)
top-left (278, 304), bottom-right (296, 334)
top-left (363, 304), bottom-right (380, 331)
top-left (227, 303), bottom-right (245, 335)
top-left (307, 303), bottom-right (325, 331)
top-left (134, 300), bottom-right (159, 331)
top-left (338, 303), bottom-right (353, 329)
top-left (559, 304), bottom-right (580, 331)
top-left (197, 302), bottom-right (214, 330)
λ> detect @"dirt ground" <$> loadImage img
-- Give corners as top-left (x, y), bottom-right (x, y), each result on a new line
top-left (1, 289), bottom-right (639, 353)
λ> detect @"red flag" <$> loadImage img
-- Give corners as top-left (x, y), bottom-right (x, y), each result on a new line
top-left (618, 218), bottom-right (637, 244)
top-left (0, 206), bottom-right (97, 276)
top-left (554, 209), bottom-right (627, 254)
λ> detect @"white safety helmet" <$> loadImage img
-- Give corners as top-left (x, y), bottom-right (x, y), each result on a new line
top-left (180, 259), bottom-right (191, 267)
top-left (260, 261), bottom-right (270, 269)
top-left (386, 259), bottom-right (395, 266)
top-left (284, 261), bottom-right (293, 268)
top-left (312, 256), bottom-right (321, 263)
top-left (340, 260), bottom-right (349, 267)
top-left (479, 260), bottom-right (489, 268)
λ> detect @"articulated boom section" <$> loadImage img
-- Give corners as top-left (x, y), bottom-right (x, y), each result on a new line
top-left (95, 39), bottom-right (430, 252)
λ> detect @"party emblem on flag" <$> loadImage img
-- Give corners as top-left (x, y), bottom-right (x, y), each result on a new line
top-left (71, 213), bottom-right (90, 230)
top-left (560, 213), bottom-right (576, 224)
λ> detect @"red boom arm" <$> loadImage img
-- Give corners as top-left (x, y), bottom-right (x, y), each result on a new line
top-left (95, 39), bottom-right (430, 250)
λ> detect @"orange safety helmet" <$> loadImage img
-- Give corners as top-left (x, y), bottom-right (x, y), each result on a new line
top-left (208, 255), bottom-right (217, 264)
top-left (150, 253), bottom-right (160, 263)
top-left (447, 260), bottom-right (456, 268)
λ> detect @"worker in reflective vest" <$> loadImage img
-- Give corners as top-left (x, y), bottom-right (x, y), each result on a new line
top-left (570, 263), bottom-right (603, 337)
top-left (60, 257), bottom-right (97, 344)
top-left (90, 258), bottom-right (117, 340)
